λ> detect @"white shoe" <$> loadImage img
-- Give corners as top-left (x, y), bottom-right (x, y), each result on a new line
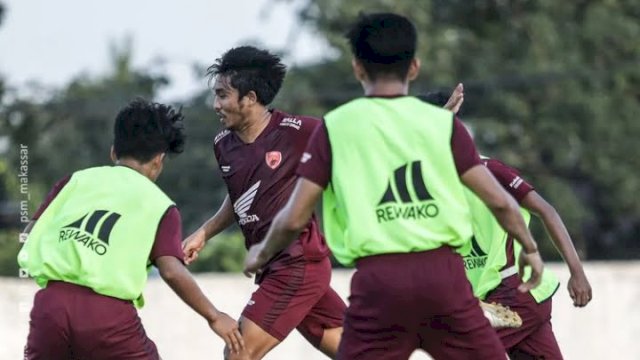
top-left (480, 301), bottom-right (522, 328)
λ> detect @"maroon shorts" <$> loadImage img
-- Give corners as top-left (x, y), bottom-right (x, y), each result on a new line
top-left (486, 275), bottom-right (563, 359)
top-left (337, 247), bottom-right (505, 360)
top-left (25, 281), bottom-right (159, 360)
top-left (242, 257), bottom-right (346, 347)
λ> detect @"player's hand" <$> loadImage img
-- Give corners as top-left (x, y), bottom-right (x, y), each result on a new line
top-left (243, 242), bottom-right (269, 278)
top-left (567, 271), bottom-right (592, 307)
top-left (517, 249), bottom-right (544, 293)
top-left (182, 228), bottom-right (207, 265)
top-left (208, 312), bottom-right (244, 354)
top-left (444, 83), bottom-right (464, 114)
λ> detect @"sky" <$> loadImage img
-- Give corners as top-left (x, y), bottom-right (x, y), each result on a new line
top-left (0, 0), bottom-right (328, 101)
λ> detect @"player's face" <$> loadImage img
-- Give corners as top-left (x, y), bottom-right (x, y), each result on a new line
top-left (213, 76), bottom-right (248, 131)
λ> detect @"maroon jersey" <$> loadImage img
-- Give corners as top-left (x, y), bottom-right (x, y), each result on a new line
top-left (482, 158), bottom-right (535, 203)
top-left (213, 109), bottom-right (330, 265)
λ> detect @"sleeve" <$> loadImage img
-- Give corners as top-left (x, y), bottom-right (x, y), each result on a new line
top-left (483, 159), bottom-right (535, 203)
top-left (149, 206), bottom-right (185, 265)
top-left (32, 175), bottom-right (72, 220)
top-left (451, 117), bottom-right (482, 175)
top-left (294, 116), bottom-right (322, 154)
top-left (296, 122), bottom-right (332, 189)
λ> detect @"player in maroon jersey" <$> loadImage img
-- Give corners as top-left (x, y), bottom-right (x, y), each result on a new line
top-left (182, 46), bottom-right (345, 360)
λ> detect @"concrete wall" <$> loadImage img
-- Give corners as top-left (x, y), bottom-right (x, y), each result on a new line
top-left (1, 262), bottom-right (637, 359)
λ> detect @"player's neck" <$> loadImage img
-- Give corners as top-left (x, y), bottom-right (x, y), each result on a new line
top-left (114, 159), bottom-right (154, 181)
top-left (362, 80), bottom-right (409, 97)
top-left (235, 108), bottom-right (272, 144)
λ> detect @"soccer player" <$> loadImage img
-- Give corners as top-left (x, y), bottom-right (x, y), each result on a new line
top-left (421, 90), bottom-right (593, 359)
top-left (181, 46), bottom-right (346, 360)
top-left (244, 13), bottom-right (545, 359)
top-left (18, 99), bottom-right (243, 360)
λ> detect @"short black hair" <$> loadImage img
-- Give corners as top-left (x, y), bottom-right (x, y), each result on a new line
top-left (113, 98), bottom-right (186, 163)
top-left (417, 91), bottom-right (449, 107)
top-left (207, 46), bottom-right (287, 105)
top-left (346, 13), bottom-right (417, 81)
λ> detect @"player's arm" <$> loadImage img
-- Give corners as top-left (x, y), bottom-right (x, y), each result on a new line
top-left (153, 207), bottom-right (243, 352)
top-left (461, 166), bottom-right (543, 291)
top-left (183, 194), bottom-right (235, 264)
top-left (243, 178), bottom-right (322, 276)
top-left (155, 256), bottom-right (244, 353)
top-left (521, 191), bottom-right (592, 307)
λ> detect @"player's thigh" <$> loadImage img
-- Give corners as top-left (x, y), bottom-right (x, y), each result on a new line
top-left (420, 303), bottom-right (506, 360)
top-left (72, 294), bottom-right (160, 360)
top-left (419, 262), bottom-right (505, 359)
top-left (24, 289), bottom-right (72, 360)
top-left (296, 286), bottom-right (346, 357)
top-left (489, 278), bottom-right (554, 352)
top-left (225, 316), bottom-right (281, 360)
top-left (509, 310), bottom-right (563, 359)
top-left (241, 260), bottom-right (331, 347)
top-left (337, 312), bottom-right (415, 360)
top-left (336, 267), bottom-right (419, 360)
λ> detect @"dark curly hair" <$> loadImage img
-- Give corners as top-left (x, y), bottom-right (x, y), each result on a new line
top-left (113, 98), bottom-right (186, 163)
top-left (346, 13), bottom-right (417, 81)
top-left (207, 46), bottom-right (287, 105)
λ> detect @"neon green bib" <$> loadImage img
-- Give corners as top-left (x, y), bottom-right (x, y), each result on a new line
top-left (18, 166), bottom-right (174, 307)
top-left (322, 97), bottom-right (473, 266)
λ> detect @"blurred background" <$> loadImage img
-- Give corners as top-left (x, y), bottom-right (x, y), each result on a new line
top-left (1, 0), bottom-right (639, 273)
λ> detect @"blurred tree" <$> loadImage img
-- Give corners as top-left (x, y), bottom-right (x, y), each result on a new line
top-left (275, 0), bottom-right (640, 259)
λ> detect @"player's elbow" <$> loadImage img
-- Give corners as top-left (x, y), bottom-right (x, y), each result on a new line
top-left (485, 193), bottom-right (516, 214)
top-left (488, 197), bottom-right (524, 228)
top-left (282, 216), bottom-right (308, 233)
top-left (157, 257), bottom-right (184, 283)
top-left (272, 206), bottom-right (309, 233)
top-left (531, 199), bottom-right (559, 220)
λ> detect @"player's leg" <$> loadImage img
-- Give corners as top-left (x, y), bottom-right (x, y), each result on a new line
top-left (417, 247), bottom-right (505, 359)
top-left (420, 296), bottom-right (506, 360)
top-left (26, 281), bottom-right (160, 360)
top-left (65, 282), bottom-right (159, 360)
top-left (296, 285), bottom-right (346, 358)
top-left (488, 275), bottom-right (555, 356)
top-left (318, 327), bottom-right (343, 357)
top-left (227, 260), bottom-right (333, 360)
top-left (507, 300), bottom-right (563, 360)
top-left (24, 286), bottom-right (72, 360)
top-left (337, 253), bottom-right (433, 360)
top-left (225, 316), bottom-right (281, 360)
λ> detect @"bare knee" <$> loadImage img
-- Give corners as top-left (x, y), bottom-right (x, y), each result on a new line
top-left (224, 345), bottom-right (263, 360)
top-left (319, 326), bottom-right (343, 359)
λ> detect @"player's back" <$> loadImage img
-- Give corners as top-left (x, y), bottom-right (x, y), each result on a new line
top-left (213, 109), bottom-right (329, 264)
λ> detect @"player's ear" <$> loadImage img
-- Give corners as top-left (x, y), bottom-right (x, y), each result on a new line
top-left (407, 58), bottom-right (421, 81)
top-left (149, 152), bottom-right (165, 181)
top-left (352, 58), bottom-right (368, 82)
top-left (110, 145), bottom-right (117, 163)
top-left (242, 90), bottom-right (258, 107)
